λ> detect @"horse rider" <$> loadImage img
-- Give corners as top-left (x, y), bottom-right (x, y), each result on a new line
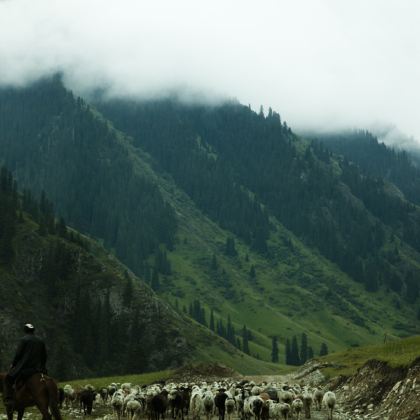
top-left (3, 323), bottom-right (48, 408)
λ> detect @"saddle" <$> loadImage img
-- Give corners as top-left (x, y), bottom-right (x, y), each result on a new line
top-left (14, 371), bottom-right (47, 393)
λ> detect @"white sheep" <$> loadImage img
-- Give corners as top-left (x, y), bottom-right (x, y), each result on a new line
top-left (302, 389), bottom-right (313, 419)
top-left (291, 398), bottom-right (303, 420)
top-left (278, 390), bottom-right (293, 405)
top-left (278, 402), bottom-right (291, 420)
top-left (265, 400), bottom-right (280, 420)
top-left (190, 390), bottom-right (204, 420)
top-left (121, 383), bottom-right (132, 395)
top-left (313, 388), bottom-right (324, 411)
top-left (225, 397), bottom-right (236, 420)
top-left (111, 390), bottom-right (125, 420)
top-left (322, 391), bottom-right (336, 420)
top-left (126, 399), bottom-right (141, 420)
top-left (202, 390), bottom-right (214, 420)
top-left (63, 384), bottom-right (75, 408)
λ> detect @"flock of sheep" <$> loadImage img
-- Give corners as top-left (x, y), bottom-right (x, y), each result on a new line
top-left (62, 379), bottom-right (337, 420)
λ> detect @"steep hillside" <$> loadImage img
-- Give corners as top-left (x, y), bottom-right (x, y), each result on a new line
top-left (307, 130), bottom-right (420, 205)
top-left (98, 99), bottom-right (420, 299)
top-left (0, 78), bottom-right (419, 369)
top-left (0, 76), bottom-right (176, 275)
top-left (0, 168), bottom-right (281, 377)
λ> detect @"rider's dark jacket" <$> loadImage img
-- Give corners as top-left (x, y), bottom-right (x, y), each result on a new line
top-left (8, 334), bottom-right (47, 380)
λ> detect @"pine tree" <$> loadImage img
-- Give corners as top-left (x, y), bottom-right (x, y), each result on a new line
top-left (210, 309), bottom-right (215, 331)
top-left (217, 319), bottom-right (226, 338)
top-left (242, 325), bottom-right (250, 354)
top-left (285, 338), bottom-right (291, 365)
top-left (320, 342), bottom-right (329, 356)
top-left (200, 307), bottom-right (207, 327)
top-left (307, 346), bottom-right (314, 360)
top-left (227, 315), bottom-right (235, 344)
top-left (300, 333), bottom-right (308, 365)
top-left (271, 337), bottom-right (279, 363)
top-left (291, 335), bottom-right (300, 366)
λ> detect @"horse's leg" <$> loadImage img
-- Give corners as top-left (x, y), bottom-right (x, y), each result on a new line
top-left (17, 408), bottom-right (25, 420)
top-left (5, 405), bottom-right (14, 420)
top-left (37, 404), bottom-right (52, 420)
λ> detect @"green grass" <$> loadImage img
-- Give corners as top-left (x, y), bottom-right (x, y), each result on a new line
top-left (193, 342), bottom-right (295, 375)
top-left (62, 370), bottom-right (174, 389)
top-left (317, 335), bottom-right (420, 378)
top-left (92, 109), bottom-right (420, 373)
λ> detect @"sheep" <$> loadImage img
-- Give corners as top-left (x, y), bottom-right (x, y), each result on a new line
top-left (126, 399), bottom-right (142, 420)
top-left (63, 384), bottom-right (76, 408)
top-left (202, 390), bottom-right (215, 420)
top-left (225, 397), bottom-right (236, 420)
top-left (278, 403), bottom-right (291, 420)
top-left (244, 396), bottom-right (264, 420)
top-left (322, 391), bottom-right (336, 420)
top-left (235, 389), bottom-right (247, 419)
top-left (108, 383), bottom-right (118, 398)
top-left (251, 386), bottom-right (263, 396)
top-left (169, 389), bottom-right (187, 420)
top-left (302, 390), bottom-right (312, 419)
top-left (291, 398), bottom-right (303, 420)
top-left (98, 387), bottom-right (109, 405)
top-left (121, 383), bottom-right (132, 395)
top-left (189, 390), bottom-right (203, 420)
top-left (313, 389), bottom-right (323, 411)
top-left (111, 390), bottom-right (125, 420)
top-left (80, 386), bottom-right (96, 415)
top-left (278, 390), bottom-right (293, 406)
top-left (150, 390), bottom-right (169, 420)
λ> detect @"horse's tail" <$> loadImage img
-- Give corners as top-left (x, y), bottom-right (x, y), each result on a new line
top-left (46, 378), bottom-right (63, 420)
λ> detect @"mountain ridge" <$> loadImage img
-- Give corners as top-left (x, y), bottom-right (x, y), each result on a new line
top-left (0, 77), bottom-right (419, 371)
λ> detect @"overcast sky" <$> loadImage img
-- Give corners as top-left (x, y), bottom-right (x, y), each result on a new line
top-left (0, 0), bottom-right (419, 142)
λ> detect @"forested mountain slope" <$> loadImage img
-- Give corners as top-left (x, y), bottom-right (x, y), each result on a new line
top-left (0, 78), bottom-right (419, 370)
top-left (98, 99), bottom-right (420, 300)
top-left (307, 130), bottom-right (420, 205)
top-left (0, 168), bottom-right (275, 377)
top-left (0, 77), bottom-right (176, 275)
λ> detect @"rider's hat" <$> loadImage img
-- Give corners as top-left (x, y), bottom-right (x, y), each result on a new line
top-left (24, 323), bottom-right (35, 332)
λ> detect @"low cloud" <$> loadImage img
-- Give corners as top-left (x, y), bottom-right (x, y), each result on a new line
top-left (0, 0), bottom-right (419, 141)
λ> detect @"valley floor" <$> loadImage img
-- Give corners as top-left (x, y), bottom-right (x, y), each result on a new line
top-left (0, 374), bottom-right (365, 420)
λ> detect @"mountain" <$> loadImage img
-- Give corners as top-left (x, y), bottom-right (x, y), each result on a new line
top-left (0, 167), bottom-right (279, 378)
top-left (307, 130), bottom-right (420, 205)
top-left (0, 77), bottom-right (419, 372)
top-left (97, 98), bottom-right (420, 300)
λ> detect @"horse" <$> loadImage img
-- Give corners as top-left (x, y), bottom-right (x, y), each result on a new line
top-left (0, 372), bottom-right (62, 420)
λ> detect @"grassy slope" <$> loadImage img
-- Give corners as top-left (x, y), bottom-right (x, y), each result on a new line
top-left (64, 335), bottom-right (420, 388)
top-left (3, 205), bottom-right (283, 376)
top-left (96, 113), bottom-right (420, 368)
top-left (317, 335), bottom-right (420, 378)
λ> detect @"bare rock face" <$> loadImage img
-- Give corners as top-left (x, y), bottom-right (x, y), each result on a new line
top-left (331, 358), bottom-right (420, 420)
